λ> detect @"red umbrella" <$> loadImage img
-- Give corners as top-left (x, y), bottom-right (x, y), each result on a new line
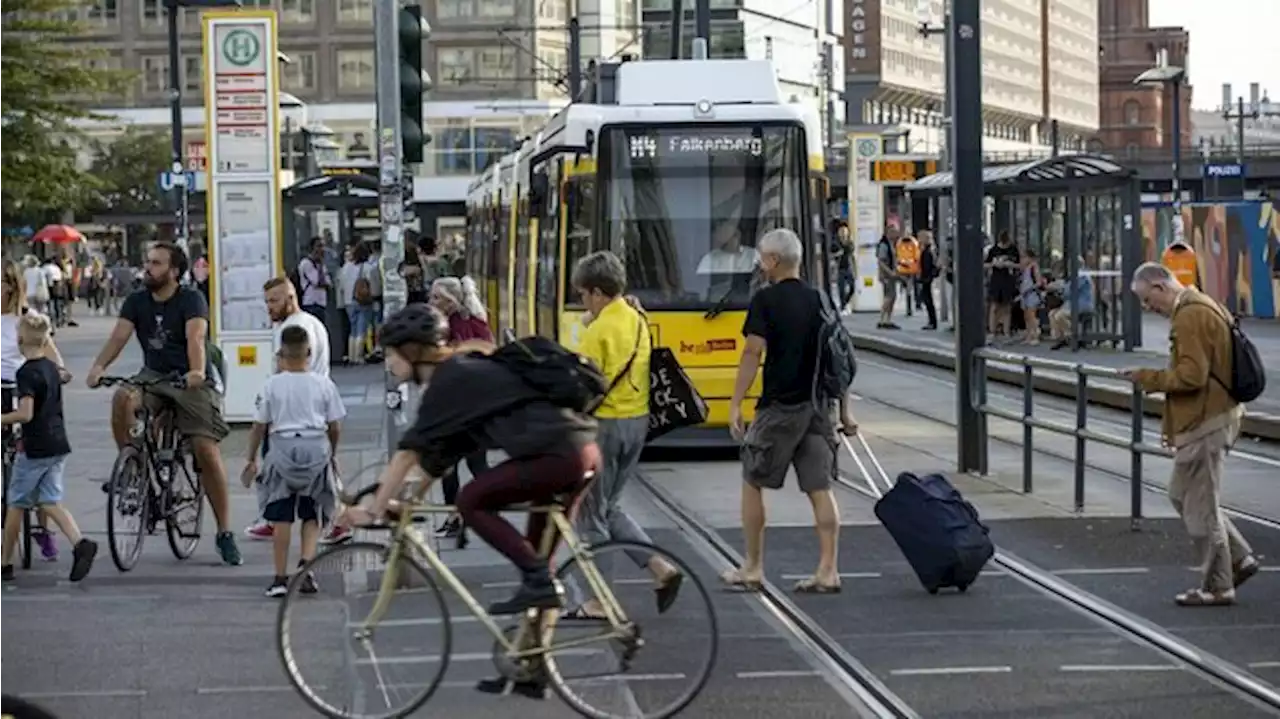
top-left (32, 224), bottom-right (84, 244)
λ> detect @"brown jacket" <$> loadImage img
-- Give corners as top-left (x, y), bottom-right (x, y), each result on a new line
top-left (1133, 289), bottom-right (1240, 445)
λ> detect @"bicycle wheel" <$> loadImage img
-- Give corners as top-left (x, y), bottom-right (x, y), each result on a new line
top-left (546, 540), bottom-right (718, 719)
top-left (106, 445), bottom-right (150, 572)
top-left (277, 541), bottom-right (452, 719)
top-left (165, 439), bottom-right (205, 560)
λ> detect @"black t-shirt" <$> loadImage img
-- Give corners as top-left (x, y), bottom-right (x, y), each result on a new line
top-left (986, 242), bottom-right (1020, 292)
top-left (742, 278), bottom-right (822, 408)
top-left (120, 287), bottom-right (209, 375)
top-left (15, 357), bottom-right (70, 458)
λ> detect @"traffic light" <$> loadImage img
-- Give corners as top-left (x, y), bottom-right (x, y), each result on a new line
top-left (398, 4), bottom-right (431, 164)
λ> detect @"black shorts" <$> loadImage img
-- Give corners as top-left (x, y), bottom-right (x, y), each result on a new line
top-left (263, 495), bottom-right (320, 523)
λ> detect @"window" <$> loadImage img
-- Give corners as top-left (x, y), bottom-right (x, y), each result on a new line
top-left (1123, 99), bottom-right (1141, 126)
top-left (141, 0), bottom-right (164, 26)
top-left (86, 0), bottom-right (119, 26)
top-left (436, 120), bottom-right (474, 174)
top-left (480, 0), bottom-right (518, 18)
top-left (337, 50), bottom-right (375, 90)
top-left (281, 0), bottom-right (315, 23)
top-left (439, 0), bottom-right (472, 19)
top-left (337, 0), bottom-right (372, 23)
top-left (437, 48), bottom-right (475, 85)
top-left (281, 51), bottom-right (317, 91)
top-left (478, 49), bottom-right (514, 81)
top-left (141, 55), bottom-right (169, 95)
top-left (183, 55), bottom-right (202, 94)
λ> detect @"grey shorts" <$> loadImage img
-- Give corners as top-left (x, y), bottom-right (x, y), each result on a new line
top-left (134, 368), bottom-right (229, 442)
top-left (741, 402), bottom-right (837, 493)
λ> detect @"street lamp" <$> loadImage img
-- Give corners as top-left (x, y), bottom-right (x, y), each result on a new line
top-left (166, 0), bottom-right (241, 252)
top-left (1134, 64), bottom-right (1187, 241)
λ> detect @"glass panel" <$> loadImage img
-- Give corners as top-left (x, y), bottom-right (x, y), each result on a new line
top-left (599, 124), bottom-right (807, 310)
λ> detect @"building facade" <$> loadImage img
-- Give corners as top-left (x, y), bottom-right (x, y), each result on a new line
top-left (843, 0), bottom-right (1101, 157)
top-left (68, 0), bottom-right (641, 232)
top-left (1096, 0), bottom-right (1191, 153)
top-left (640, 0), bottom-right (845, 141)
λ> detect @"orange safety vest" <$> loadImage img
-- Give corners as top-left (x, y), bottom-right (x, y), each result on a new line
top-left (896, 238), bottom-right (921, 276)
top-left (1161, 244), bottom-right (1198, 287)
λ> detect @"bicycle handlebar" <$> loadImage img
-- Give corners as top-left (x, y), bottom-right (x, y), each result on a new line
top-left (97, 373), bottom-right (187, 390)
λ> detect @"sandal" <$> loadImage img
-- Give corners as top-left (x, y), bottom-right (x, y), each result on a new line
top-left (1174, 588), bottom-right (1235, 607)
top-left (1233, 556), bottom-right (1261, 589)
top-left (655, 572), bottom-right (684, 614)
top-left (793, 576), bottom-right (842, 594)
top-left (561, 605), bottom-right (608, 621)
top-left (719, 568), bottom-right (763, 592)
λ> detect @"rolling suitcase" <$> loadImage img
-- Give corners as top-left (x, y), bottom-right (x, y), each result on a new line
top-left (840, 435), bottom-right (995, 594)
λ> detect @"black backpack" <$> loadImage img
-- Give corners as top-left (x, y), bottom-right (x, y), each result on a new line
top-left (489, 336), bottom-right (610, 414)
top-left (812, 287), bottom-right (858, 405)
top-left (288, 266), bottom-right (306, 299)
top-left (1220, 314), bottom-right (1266, 404)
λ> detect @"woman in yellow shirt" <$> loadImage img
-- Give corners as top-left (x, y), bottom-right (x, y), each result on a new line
top-left (568, 251), bottom-right (683, 619)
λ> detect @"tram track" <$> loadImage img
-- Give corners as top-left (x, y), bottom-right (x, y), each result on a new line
top-left (634, 473), bottom-right (920, 719)
top-left (856, 356), bottom-right (1280, 530)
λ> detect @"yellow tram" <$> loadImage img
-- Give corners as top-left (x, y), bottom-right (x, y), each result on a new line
top-left (464, 58), bottom-right (831, 442)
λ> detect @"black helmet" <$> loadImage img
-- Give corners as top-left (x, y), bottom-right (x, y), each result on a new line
top-left (380, 303), bottom-right (448, 350)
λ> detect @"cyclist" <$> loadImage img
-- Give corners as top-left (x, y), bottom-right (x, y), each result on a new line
top-left (338, 304), bottom-right (599, 615)
top-left (85, 242), bottom-right (242, 566)
top-left (2, 259), bottom-right (68, 561)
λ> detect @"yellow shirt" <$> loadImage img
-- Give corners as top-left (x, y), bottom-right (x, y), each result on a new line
top-left (579, 298), bottom-right (650, 419)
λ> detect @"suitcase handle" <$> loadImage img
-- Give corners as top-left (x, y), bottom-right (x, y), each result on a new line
top-left (839, 434), bottom-right (892, 497)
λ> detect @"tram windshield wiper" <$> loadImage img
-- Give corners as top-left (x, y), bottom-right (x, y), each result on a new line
top-left (703, 287), bottom-right (736, 320)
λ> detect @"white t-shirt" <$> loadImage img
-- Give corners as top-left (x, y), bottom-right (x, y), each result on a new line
top-left (42, 264), bottom-right (63, 284)
top-left (254, 371), bottom-right (346, 436)
top-left (23, 267), bottom-right (47, 298)
top-left (1, 309), bottom-right (48, 383)
top-left (339, 261), bottom-right (364, 306)
top-left (273, 310), bottom-right (330, 375)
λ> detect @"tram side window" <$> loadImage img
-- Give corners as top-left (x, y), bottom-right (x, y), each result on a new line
top-left (562, 176), bottom-right (597, 307)
top-left (534, 166), bottom-right (560, 336)
top-left (809, 175), bottom-right (831, 284)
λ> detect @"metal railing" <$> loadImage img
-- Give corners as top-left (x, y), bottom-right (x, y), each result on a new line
top-left (970, 347), bottom-right (1173, 526)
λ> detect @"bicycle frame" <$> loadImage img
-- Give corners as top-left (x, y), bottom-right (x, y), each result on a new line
top-left (357, 480), bottom-right (634, 661)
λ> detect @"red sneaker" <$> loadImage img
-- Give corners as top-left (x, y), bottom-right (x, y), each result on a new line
top-left (244, 521), bottom-right (274, 541)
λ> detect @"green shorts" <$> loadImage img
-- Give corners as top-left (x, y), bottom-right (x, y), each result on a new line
top-left (134, 368), bottom-right (229, 442)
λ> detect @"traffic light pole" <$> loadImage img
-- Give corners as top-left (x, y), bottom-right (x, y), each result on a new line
top-left (375, 0), bottom-right (409, 451)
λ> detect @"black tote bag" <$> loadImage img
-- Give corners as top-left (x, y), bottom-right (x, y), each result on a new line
top-left (647, 347), bottom-right (709, 441)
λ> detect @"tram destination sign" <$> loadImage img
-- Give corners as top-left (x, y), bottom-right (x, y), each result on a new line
top-left (625, 129), bottom-right (767, 165)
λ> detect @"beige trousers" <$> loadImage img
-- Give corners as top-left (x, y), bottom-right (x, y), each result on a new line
top-left (1167, 415), bottom-right (1251, 593)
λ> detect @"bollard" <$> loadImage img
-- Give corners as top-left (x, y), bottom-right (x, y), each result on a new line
top-left (1022, 363), bottom-right (1034, 494)
top-left (1073, 368), bottom-right (1088, 514)
top-left (1129, 385), bottom-right (1145, 528)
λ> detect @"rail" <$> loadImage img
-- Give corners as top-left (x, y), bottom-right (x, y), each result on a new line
top-left (970, 346), bottom-right (1173, 526)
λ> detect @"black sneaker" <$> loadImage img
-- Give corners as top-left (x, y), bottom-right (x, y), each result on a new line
top-left (265, 575), bottom-right (288, 598)
top-left (434, 516), bottom-right (461, 539)
top-left (488, 571), bottom-right (563, 615)
top-left (1, 564), bottom-right (13, 582)
top-left (296, 560), bottom-right (319, 594)
top-left (69, 539), bottom-right (98, 582)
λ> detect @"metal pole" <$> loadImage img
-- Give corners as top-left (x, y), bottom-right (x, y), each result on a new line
top-left (936, 11), bottom-right (953, 325)
top-left (694, 0), bottom-right (710, 48)
top-left (824, 44), bottom-right (836, 149)
top-left (1236, 96), bottom-right (1246, 165)
top-left (568, 17), bottom-right (582, 100)
top-left (951, 0), bottom-right (985, 473)
top-left (1170, 80), bottom-right (1182, 211)
top-left (167, 1), bottom-right (188, 252)
top-left (376, 1), bottom-right (408, 453)
top-left (670, 0), bottom-right (684, 59)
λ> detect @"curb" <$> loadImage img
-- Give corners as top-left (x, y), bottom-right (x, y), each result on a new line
top-left (851, 334), bottom-right (1280, 443)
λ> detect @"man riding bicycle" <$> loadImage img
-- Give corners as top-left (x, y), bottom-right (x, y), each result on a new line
top-left (85, 242), bottom-right (242, 566)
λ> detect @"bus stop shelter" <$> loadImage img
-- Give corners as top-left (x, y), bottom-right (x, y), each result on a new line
top-left (905, 154), bottom-right (1143, 350)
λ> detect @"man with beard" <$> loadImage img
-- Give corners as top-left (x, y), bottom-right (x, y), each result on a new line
top-left (86, 242), bottom-right (242, 566)
top-left (244, 277), bottom-right (346, 544)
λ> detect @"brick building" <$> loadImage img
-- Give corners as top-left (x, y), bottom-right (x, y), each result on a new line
top-left (1097, 0), bottom-right (1192, 153)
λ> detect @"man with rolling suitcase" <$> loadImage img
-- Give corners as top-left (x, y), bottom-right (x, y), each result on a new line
top-left (724, 228), bottom-right (859, 595)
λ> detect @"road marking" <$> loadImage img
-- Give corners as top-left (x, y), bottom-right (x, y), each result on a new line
top-left (197, 685), bottom-right (314, 695)
top-left (482, 578), bottom-right (652, 589)
top-left (354, 648), bottom-right (601, 665)
top-left (22, 690), bottom-right (147, 699)
top-left (1248, 661), bottom-right (1280, 669)
top-left (1060, 664), bottom-right (1180, 673)
top-left (736, 670), bottom-right (822, 679)
top-left (1186, 566), bottom-right (1279, 573)
top-left (890, 666), bottom-right (1012, 676)
top-left (1051, 567), bottom-right (1150, 576)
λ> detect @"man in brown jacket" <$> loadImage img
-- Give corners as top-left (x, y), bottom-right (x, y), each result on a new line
top-left (1126, 262), bottom-right (1260, 606)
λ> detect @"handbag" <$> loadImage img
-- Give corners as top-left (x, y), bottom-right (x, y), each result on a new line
top-left (647, 346), bottom-right (708, 441)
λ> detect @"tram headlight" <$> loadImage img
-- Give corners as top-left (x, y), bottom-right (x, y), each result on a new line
top-left (694, 99), bottom-right (714, 118)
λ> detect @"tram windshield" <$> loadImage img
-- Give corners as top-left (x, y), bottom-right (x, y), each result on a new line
top-left (600, 123), bottom-right (807, 310)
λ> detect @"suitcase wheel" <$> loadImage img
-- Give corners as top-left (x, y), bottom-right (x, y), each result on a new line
top-left (956, 584), bottom-right (969, 593)
top-left (926, 586), bottom-right (940, 595)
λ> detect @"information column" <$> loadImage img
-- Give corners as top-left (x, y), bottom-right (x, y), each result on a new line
top-left (201, 10), bottom-right (282, 422)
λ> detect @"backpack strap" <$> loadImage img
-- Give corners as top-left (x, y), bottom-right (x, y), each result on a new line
top-left (1174, 294), bottom-right (1235, 394)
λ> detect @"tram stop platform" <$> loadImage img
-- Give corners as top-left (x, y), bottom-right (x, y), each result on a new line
top-left (842, 311), bottom-right (1280, 441)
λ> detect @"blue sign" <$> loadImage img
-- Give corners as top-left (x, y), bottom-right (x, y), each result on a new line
top-left (158, 171), bottom-right (196, 191)
top-left (1203, 163), bottom-right (1245, 178)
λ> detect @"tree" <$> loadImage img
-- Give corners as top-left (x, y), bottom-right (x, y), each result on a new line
top-left (88, 128), bottom-right (172, 216)
top-left (1, 0), bottom-right (132, 225)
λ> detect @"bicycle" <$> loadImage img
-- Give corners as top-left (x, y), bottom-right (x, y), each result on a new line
top-left (277, 476), bottom-right (719, 719)
top-left (1, 384), bottom-right (32, 570)
top-left (98, 374), bottom-right (205, 571)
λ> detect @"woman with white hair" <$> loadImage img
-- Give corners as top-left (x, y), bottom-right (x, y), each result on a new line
top-left (428, 276), bottom-right (493, 540)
